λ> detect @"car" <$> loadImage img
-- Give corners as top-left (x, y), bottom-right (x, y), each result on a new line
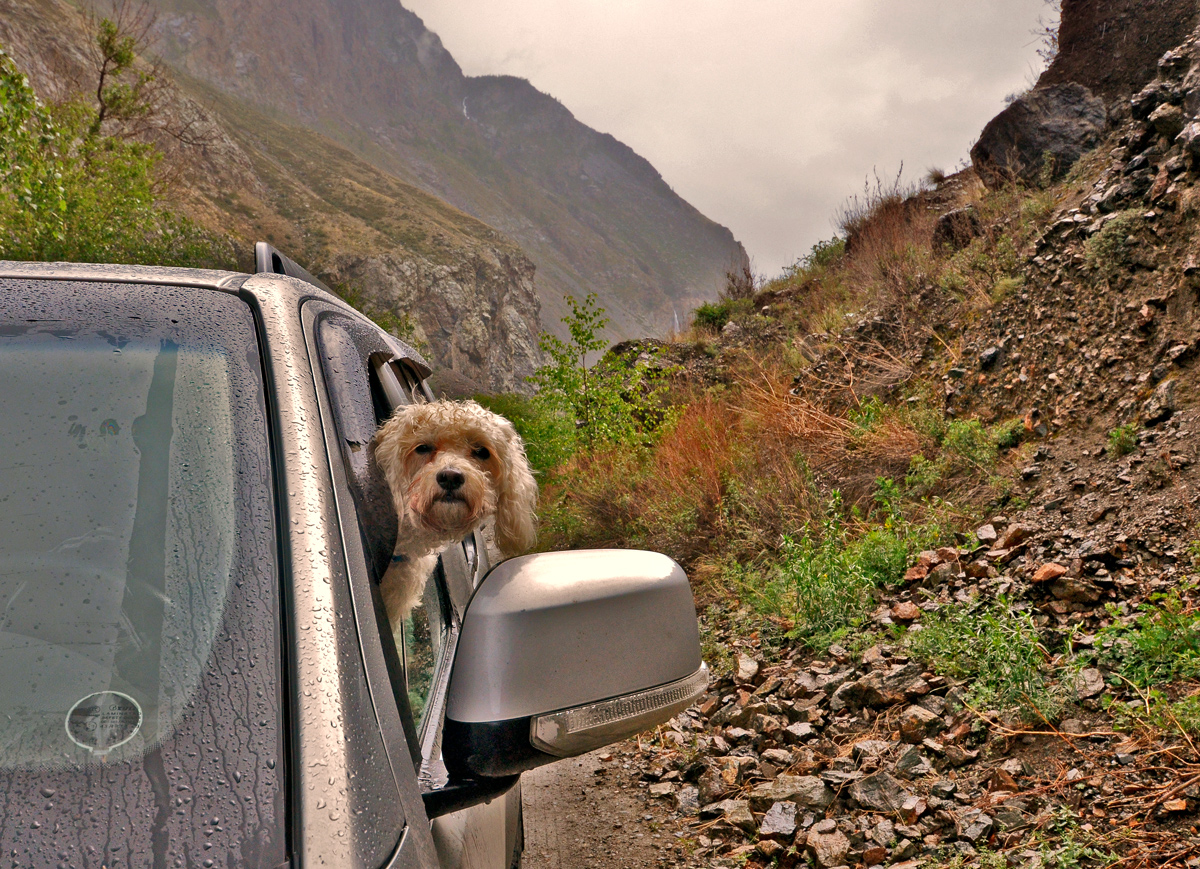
top-left (0, 247), bottom-right (708, 869)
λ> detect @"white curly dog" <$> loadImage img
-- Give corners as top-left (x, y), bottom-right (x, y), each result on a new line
top-left (373, 399), bottom-right (538, 626)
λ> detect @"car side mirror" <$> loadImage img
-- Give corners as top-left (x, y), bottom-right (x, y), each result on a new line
top-left (427, 550), bottom-right (706, 816)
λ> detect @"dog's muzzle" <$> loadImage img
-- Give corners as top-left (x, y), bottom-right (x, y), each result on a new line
top-left (436, 468), bottom-right (466, 494)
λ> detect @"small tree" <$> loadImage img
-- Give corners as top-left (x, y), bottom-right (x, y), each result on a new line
top-left (529, 293), bottom-right (674, 452)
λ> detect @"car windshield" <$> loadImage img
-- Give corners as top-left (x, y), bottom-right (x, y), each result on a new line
top-left (0, 279), bottom-right (284, 867)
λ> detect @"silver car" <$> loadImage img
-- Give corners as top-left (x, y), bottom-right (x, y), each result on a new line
top-left (0, 249), bottom-right (706, 868)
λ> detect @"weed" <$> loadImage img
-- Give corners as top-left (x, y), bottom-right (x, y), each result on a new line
top-left (906, 598), bottom-right (1059, 718)
top-left (1095, 584), bottom-right (1200, 686)
top-left (1084, 210), bottom-right (1140, 280)
top-left (1107, 423), bottom-right (1138, 457)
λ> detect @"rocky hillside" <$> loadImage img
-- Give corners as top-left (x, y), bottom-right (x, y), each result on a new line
top-left (527, 3), bottom-right (1200, 868)
top-left (142, 0), bottom-right (748, 341)
top-left (0, 0), bottom-right (541, 392)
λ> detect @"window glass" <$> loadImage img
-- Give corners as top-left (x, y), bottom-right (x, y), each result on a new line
top-left (0, 280), bottom-right (284, 867)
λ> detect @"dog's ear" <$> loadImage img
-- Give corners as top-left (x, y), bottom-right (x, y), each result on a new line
top-left (491, 420), bottom-right (538, 556)
top-left (372, 408), bottom-right (415, 528)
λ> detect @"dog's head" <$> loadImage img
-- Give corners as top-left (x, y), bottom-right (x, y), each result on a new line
top-left (373, 400), bottom-right (537, 555)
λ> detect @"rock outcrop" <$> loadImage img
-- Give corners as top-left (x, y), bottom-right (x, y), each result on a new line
top-left (971, 83), bottom-right (1107, 189)
top-left (329, 249), bottom-right (541, 394)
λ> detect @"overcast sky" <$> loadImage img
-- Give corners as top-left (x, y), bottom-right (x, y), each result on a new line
top-left (403, 0), bottom-right (1053, 277)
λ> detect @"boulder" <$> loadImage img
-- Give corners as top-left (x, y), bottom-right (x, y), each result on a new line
top-left (804, 819), bottom-right (850, 868)
top-left (748, 774), bottom-right (835, 812)
top-left (933, 206), bottom-right (982, 251)
top-left (971, 83), bottom-right (1107, 189)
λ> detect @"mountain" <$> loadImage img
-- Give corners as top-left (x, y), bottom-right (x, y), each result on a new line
top-left (145, 0), bottom-right (748, 340)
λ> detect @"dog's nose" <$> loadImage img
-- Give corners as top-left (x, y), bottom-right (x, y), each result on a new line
top-left (436, 468), bottom-right (465, 491)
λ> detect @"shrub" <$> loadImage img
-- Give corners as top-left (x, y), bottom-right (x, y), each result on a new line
top-left (473, 392), bottom-right (575, 477)
top-left (1107, 423), bottom-right (1138, 457)
top-left (1084, 210), bottom-right (1140, 280)
top-left (1095, 584), bottom-right (1200, 686)
top-left (0, 42), bottom-right (228, 266)
top-left (907, 598), bottom-right (1059, 718)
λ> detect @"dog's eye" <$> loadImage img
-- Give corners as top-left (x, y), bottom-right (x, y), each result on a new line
top-left (414, 443), bottom-right (435, 455)
top-left (472, 446), bottom-right (491, 461)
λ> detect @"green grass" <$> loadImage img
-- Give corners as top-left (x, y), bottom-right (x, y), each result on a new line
top-left (738, 489), bottom-right (950, 650)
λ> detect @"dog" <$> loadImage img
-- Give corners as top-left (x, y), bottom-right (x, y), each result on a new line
top-left (373, 399), bottom-right (538, 627)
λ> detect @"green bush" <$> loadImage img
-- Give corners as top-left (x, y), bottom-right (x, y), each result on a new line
top-left (1095, 585), bottom-right (1200, 686)
top-left (0, 45), bottom-right (227, 266)
top-left (473, 392), bottom-right (575, 477)
top-left (1084, 210), bottom-right (1139, 280)
top-left (692, 299), bottom-right (733, 332)
top-left (907, 598), bottom-right (1058, 718)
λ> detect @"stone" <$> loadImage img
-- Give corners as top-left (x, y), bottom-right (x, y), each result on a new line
top-left (1144, 378), bottom-right (1177, 424)
top-left (784, 721), bottom-right (816, 744)
top-left (1074, 667), bottom-right (1106, 699)
top-left (863, 845), bottom-right (888, 865)
top-left (1031, 562), bottom-right (1068, 583)
top-left (996, 523), bottom-right (1034, 550)
top-left (975, 523), bottom-right (998, 544)
top-left (971, 83), bottom-right (1107, 189)
top-left (851, 739), bottom-right (893, 763)
top-left (850, 772), bottom-right (912, 814)
top-left (649, 782), bottom-right (677, 799)
top-left (736, 653), bottom-right (760, 684)
top-left (676, 786), bottom-right (700, 814)
top-left (1049, 575), bottom-right (1102, 604)
top-left (748, 774), bottom-right (835, 812)
top-left (891, 601), bottom-right (922, 622)
top-left (899, 705), bottom-right (945, 744)
top-left (934, 206), bottom-right (983, 251)
top-left (959, 813), bottom-right (995, 844)
top-left (720, 799), bottom-right (757, 835)
top-left (755, 839), bottom-right (785, 860)
top-left (900, 796), bottom-right (927, 825)
top-left (894, 747), bottom-right (932, 779)
top-left (1177, 121), bottom-right (1200, 156)
top-left (1149, 102), bottom-right (1186, 138)
top-left (943, 744), bottom-right (979, 767)
top-left (979, 347), bottom-right (1003, 370)
top-left (805, 824), bottom-right (850, 868)
top-left (758, 801), bottom-right (798, 840)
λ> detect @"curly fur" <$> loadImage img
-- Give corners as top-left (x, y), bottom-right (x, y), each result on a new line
top-left (373, 400), bottom-right (537, 626)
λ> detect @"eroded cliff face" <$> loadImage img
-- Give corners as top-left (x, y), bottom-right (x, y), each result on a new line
top-left (328, 249), bottom-right (541, 394)
top-left (1, 0), bottom-right (542, 394)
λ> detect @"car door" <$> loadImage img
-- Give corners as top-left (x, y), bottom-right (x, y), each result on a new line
top-left (303, 300), bottom-right (520, 869)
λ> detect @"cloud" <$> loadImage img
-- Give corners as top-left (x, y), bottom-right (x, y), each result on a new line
top-left (403, 0), bottom-right (1049, 274)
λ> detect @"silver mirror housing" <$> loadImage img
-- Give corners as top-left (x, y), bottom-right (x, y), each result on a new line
top-left (442, 550), bottom-right (706, 779)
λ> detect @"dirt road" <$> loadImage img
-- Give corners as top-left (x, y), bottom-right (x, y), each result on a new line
top-left (521, 747), bottom-right (685, 869)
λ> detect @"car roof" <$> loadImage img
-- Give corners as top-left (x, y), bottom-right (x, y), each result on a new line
top-left (0, 260), bottom-right (247, 290)
top-left (0, 260), bottom-right (433, 378)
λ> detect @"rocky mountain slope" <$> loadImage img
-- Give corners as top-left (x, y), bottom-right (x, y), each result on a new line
top-left (0, 0), bottom-right (541, 392)
top-left (142, 0), bottom-right (748, 341)
top-left (548, 3), bottom-right (1200, 867)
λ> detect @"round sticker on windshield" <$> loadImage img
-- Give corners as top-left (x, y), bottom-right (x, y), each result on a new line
top-left (66, 691), bottom-right (142, 754)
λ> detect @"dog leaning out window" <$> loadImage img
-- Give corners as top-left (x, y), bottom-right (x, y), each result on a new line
top-left (372, 400), bottom-right (538, 627)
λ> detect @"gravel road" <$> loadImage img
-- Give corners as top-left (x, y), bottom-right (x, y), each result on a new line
top-left (521, 747), bottom-right (679, 869)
